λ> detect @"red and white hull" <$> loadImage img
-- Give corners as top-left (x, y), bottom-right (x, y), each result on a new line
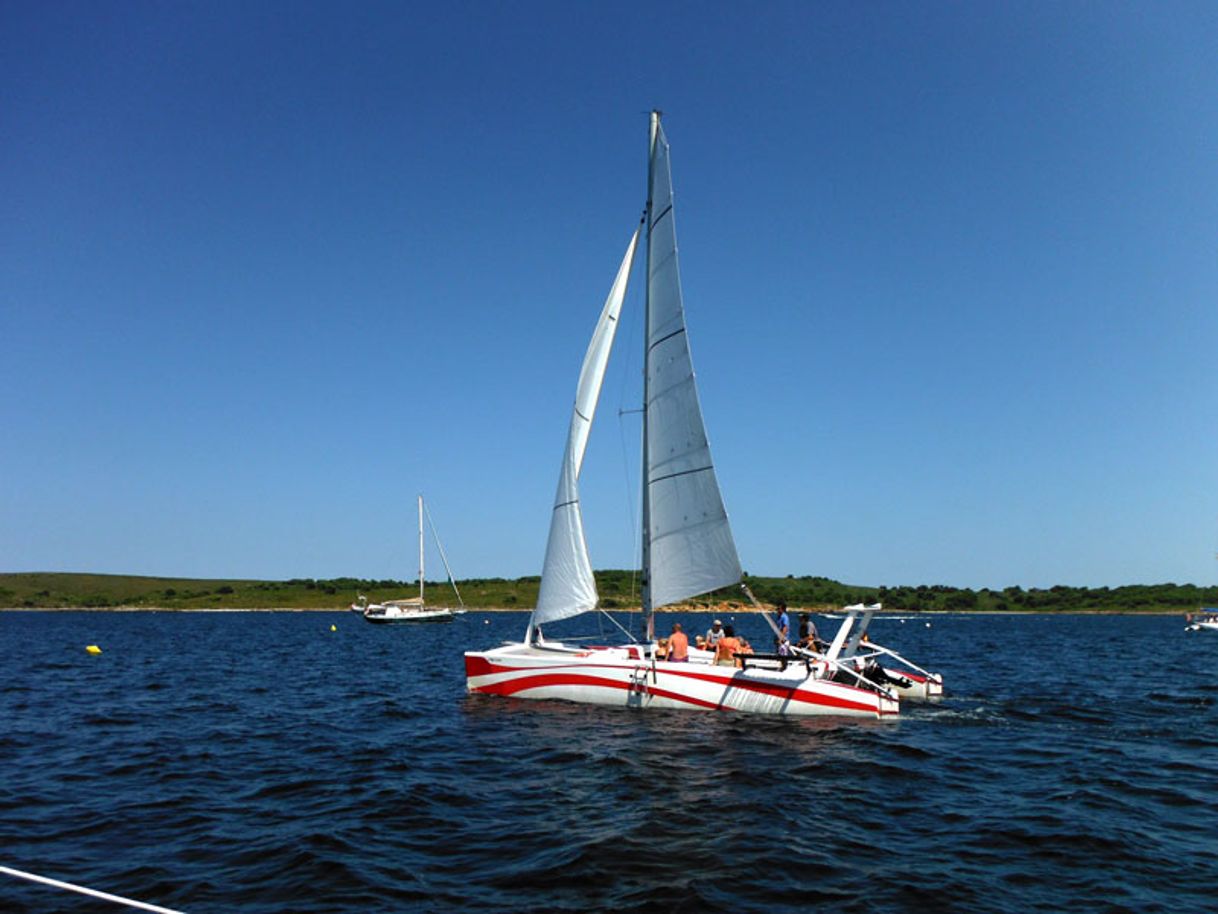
top-left (465, 643), bottom-right (899, 718)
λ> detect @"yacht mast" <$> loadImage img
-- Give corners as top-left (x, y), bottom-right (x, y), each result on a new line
top-left (641, 109), bottom-right (659, 643)
top-left (418, 494), bottom-right (425, 603)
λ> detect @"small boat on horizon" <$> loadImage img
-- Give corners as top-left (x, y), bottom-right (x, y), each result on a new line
top-left (356, 495), bottom-right (464, 624)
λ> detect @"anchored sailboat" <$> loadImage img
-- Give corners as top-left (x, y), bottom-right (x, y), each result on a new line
top-left (356, 495), bottom-right (464, 623)
top-left (464, 113), bottom-right (900, 717)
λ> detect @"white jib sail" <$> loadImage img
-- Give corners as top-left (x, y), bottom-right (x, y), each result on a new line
top-left (532, 227), bottom-right (641, 626)
top-left (645, 121), bottom-right (742, 610)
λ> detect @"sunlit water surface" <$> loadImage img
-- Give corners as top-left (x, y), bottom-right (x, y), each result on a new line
top-left (2, 611), bottom-right (1216, 913)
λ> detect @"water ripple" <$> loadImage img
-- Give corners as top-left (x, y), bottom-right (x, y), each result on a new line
top-left (3, 611), bottom-right (1218, 912)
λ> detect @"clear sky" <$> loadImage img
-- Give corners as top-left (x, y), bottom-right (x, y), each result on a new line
top-left (3, 1), bottom-right (1215, 590)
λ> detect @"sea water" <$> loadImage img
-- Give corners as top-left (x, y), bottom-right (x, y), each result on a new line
top-left (2, 611), bottom-right (1216, 913)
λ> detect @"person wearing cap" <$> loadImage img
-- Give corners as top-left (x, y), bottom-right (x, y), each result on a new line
top-left (705, 618), bottom-right (724, 647)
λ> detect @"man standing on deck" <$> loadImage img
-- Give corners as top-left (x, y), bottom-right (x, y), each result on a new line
top-left (668, 622), bottom-right (689, 662)
top-left (774, 601), bottom-right (790, 653)
top-left (705, 618), bottom-right (724, 648)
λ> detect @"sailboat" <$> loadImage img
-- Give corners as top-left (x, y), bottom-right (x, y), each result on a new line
top-left (464, 113), bottom-right (899, 717)
top-left (356, 495), bottom-right (465, 623)
top-left (1185, 609), bottom-right (1218, 632)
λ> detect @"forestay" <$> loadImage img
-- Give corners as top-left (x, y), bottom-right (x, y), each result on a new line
top-left (645, 121), bottom-right (742, 610)
top-left (532, 228), bottom-right (641, 626)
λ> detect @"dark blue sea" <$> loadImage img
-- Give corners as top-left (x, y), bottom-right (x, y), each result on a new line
top-left (2, 610), bottom-right (1216, 913)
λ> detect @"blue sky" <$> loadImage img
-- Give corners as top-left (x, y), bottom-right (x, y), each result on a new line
top-left (2, 2), bottom-right (1215, 589)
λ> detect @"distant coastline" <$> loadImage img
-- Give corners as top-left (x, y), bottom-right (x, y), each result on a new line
top-left (0, 605), bottom-right (1196, 617)
top-left (2, 571), bottom-right (1213, 615)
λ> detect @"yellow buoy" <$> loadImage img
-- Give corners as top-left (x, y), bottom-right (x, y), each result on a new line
top-left (330, 624), bottom-right (337, 632)
top-left (86, 645), bottom-right (102, 655)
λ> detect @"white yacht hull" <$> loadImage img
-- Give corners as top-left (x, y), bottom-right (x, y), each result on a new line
top-left (1186, 620), bottom-right (1218, 632)
top-left (362, 606), bottom-right (456, 623)
top-left (465, 643), bottom-right (898, 718)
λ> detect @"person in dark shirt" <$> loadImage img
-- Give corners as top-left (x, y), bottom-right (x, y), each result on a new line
top-left (798, 613), bottom-right (821, 650)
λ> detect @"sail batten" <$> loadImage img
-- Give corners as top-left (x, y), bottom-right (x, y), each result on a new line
top-left (643, 119), bottom-right (742, 611)
top-left (532, 227), bottom-right (641, 626)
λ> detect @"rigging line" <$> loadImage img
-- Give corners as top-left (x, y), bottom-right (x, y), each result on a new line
top-left (0, 865), bottom-right (186, 914)
top-left (597, 608), bottom-right (636, 642)
top-left (422, 500), bottom-right (464, 608)
top-left (740, 582), bottom-right (783, 642)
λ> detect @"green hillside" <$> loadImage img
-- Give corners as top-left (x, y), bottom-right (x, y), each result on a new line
top-left (1, 570), bottom-right (1214, 612)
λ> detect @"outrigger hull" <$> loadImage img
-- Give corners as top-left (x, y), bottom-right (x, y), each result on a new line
top-left (885, 669), bottom-right (944, 700)
top-left (465, 643), bottom-right (898, 718)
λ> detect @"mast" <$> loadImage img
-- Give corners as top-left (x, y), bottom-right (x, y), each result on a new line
top-left (642, 110), bottom-right (659, 643)
top-left (418, 494), bottom-right (425, 603)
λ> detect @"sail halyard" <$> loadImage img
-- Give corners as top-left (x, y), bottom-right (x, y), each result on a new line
top-left (643, 113), bottom-right (743, 619)
top-left (530, 227), bottom-right (641, 632)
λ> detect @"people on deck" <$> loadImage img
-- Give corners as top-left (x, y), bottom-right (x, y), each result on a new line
top-left (705, 619), bottom-right (725, 647)
top-left (656, 637), bottom-right (670, 660)
top-left (713, 625), bottom-right (741, 666)
top-left (798, 613), bottom-right (821, 650)
top-left (667, 622), bottom-right (689, 662)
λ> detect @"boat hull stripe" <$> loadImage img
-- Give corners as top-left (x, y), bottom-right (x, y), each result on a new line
top-left (471, 672), bottom-right (729, 710)
top-left (464, 654), bottom-right (887, 714)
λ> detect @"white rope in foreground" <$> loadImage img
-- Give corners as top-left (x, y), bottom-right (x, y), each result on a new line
top-left (1, 864), bottom-right (186, 913)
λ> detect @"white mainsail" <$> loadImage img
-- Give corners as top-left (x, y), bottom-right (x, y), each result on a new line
top-left (644, 118), bottom-right (742, 610)
top-left (532, 228), bottom-right (641, 626)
